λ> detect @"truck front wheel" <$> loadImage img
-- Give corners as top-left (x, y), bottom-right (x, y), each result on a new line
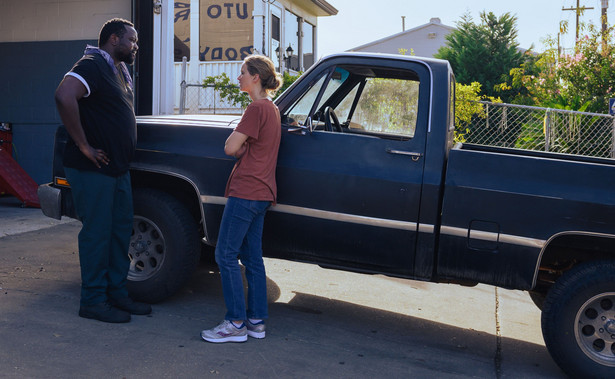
top-left (126, 188), bottom-right (201, 303)
top-left (541, 260), bottom-right (615, 378)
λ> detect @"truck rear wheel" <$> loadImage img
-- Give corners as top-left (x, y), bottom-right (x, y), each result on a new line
top-left (541, 260), bottom-right (615, 378)
top-left (528, 290), bottom-right (546, 310)
top-left (127, 188), bottom-right (201, 303)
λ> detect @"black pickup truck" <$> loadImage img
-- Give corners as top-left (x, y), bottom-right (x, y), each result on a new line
top-left (39, 53), bottom-right (615, 377)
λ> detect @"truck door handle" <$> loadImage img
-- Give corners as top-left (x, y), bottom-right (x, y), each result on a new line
top-left (386, 148), bottom-right (423, 161)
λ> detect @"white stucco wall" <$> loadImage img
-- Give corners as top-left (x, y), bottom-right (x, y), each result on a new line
top-left (0, 0), bottom-right (131, 42)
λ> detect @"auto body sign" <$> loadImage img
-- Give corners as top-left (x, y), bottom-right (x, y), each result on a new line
top-left (199, 1), bottom-right (254, 61)
top-left (174, 2), bottom-right (190, 60)
top-left (174, 1), bottom-right (254, 61)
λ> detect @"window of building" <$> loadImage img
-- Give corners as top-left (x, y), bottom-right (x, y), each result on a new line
top-left (174, 1), bottom-right (190, 62)
top-left (271, 14), bottom-right (281, 71)
top-left (283, 10), bottom-right (299, 71)
top-left (199, 1), bottom-right (254, 61)
top-left (303, 22), bottom-right (315, 70)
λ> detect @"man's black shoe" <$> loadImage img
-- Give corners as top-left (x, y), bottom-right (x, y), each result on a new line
top-left (109, 297), bottom-right (152, 315)
top-left (79, 302), bottom-right (131, 323)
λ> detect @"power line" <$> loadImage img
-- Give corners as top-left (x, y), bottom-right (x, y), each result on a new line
top-left (562, 0), bottom-right (594, 42)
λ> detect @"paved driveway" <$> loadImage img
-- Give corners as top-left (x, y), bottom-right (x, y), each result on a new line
top-left (0, 197), bottom-right (565, 378)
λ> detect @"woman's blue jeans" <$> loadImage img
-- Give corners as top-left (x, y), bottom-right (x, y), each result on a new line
top-left (215, 196), bottom-right (271, 321)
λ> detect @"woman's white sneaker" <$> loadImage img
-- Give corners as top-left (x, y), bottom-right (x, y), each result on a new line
top-left (246, 319), bottom-right (266, 339)
top-left (201, 320), bottom-right (247, 343)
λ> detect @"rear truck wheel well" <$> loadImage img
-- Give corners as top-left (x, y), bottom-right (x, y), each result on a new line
top-left (130, 169), bottom-right (204, 239)
top-left (533, 233), bottom-right (615, 297)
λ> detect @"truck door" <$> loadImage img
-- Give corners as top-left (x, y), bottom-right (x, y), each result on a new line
top-left (264, 58), bottom-right (431, 276)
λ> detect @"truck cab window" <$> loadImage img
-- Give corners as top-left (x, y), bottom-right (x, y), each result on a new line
top-left (348, 77), bottom-right (419, 138)
top-left (283, 66), bottom-right (420, 139)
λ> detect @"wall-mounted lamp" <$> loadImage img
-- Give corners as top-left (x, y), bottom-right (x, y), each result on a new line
top-left (284, 44), bottom-right (294, 73)
top-left (153, 0), bottom-right (162, 14)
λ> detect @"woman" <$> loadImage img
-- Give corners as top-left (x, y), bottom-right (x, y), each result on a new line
top-left (201, 55), bottom-right (283, 343)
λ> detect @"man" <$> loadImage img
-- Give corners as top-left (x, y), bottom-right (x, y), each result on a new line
top-left (54, 18), bottom-right (151, 323)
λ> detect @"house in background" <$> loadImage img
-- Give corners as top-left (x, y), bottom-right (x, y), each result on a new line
top-left (349, 17), bottom-right (455, 58)
top-left (0, 0), bottom-right (336, 186)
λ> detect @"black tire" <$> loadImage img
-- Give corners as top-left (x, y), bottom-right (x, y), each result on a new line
top-left (541, 260), bottom-right (615, 378)
top-left (200, 243), bottom-right (217, 264)
top-left (127, 188), bottom-right (201, 303)
top-left (528, 290), bottom-right (546, 310)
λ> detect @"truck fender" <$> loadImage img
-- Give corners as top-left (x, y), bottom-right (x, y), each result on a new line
top-left (533, 231), bottom-right (615, 288)
top-left (530, 231), bottom-right (615, 308)
top-left (129, 165), bottom-right (209, 243)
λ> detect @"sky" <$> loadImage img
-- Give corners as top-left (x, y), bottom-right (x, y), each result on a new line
top-left (316, 0), bottom-right (615, 58)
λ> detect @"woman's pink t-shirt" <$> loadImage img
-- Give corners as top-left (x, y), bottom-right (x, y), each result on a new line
top-left (225, 99), bottom-right (281, 203)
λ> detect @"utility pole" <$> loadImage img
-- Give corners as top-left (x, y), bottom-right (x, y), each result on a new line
top-left (562, 0), bottom-right (594, 44)
top-left (602, 0), bottom-right (609, 47)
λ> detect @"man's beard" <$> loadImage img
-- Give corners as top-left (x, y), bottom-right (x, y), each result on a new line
top-left (119, 50), bottom-right (136, 65)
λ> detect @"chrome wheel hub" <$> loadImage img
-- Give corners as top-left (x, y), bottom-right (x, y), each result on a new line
top-left (128, 215), bottom-right (166, 282)
top-left (574, 292), bottom-right (615, 367)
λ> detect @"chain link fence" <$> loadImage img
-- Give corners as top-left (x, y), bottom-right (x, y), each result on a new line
top-left (458, 101), bottom-right (615, 159)
top-left (179, 83), bottom-right (243, 115)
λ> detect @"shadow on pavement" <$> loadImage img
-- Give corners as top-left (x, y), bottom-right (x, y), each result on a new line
top-left (0, 223), bottom-right (564, 378)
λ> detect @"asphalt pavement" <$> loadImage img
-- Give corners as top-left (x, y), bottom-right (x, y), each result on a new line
top-left (0, 194), bottom-right (566, 378)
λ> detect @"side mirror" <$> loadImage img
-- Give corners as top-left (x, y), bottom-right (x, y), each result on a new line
top-left (304, 117), bottom-right (313, 132)
top-left (288, 117), bottom-right (313, 135)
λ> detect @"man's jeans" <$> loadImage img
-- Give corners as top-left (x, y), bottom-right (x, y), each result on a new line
top-left (64, 168), bottom-right (133, 307)
top-left (215, 196), bottom-right (271, 321)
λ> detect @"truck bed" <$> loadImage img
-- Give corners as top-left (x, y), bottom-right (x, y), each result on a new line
top-left (436, 142), bottom-right (615, 289)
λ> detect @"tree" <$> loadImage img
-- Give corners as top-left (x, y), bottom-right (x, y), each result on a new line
top-left (203, 71), bottom-right (300, 109)
top-left (202, 73), bottom-right (251, 108)
top-left (454, 82), bottom-right (501, 143)
top-left (436, 12), bottom-right (527, 103)
top-left (511, 23), bottom-right (615, 113)
top-left (497, 50), bottom-right (542, 105)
